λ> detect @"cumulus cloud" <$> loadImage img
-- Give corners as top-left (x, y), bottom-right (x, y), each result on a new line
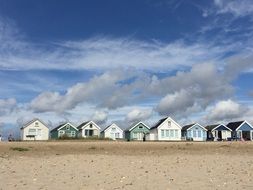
top-left (156, 90), bottom-right (195, 116)
top-left (206, 99), bottom-right (249, 122)
top-left (1, 15), bottom-right (253, 127)
top-left (30, 53), bottom-right (253, 117)
top-left (0, 98), bottom-right (17, 115)
top-left (155, 63), bottom-right (234, 116)
top-left (155, 51), bottom-right (253, 117)
top-left (224, 54), bottom-right (253, 80)
top-left (125, 108), bottom-right (153, 123)
top-left (91, 110), bottom-right (108, 124)
top-left (30, 69), bottom-right (141, 112)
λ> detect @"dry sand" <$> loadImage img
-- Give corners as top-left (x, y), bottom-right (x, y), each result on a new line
top-left (0, 141), bottom-right (253, 190)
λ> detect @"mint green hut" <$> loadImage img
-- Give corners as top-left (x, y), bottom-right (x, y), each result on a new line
top-left (50, 122), bottom-right (78, 139)
top-left (125, 122), bottom-right (150, 141)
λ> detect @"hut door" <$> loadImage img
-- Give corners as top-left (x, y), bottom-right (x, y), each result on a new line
top-left (237, 131), bottom-right (242, 139)
top-left (218, 131), bottom-right (222, 140)
top-left (37, 129), bottom-right (42, 140)
top-left (137, 133), bottom-right (143, 140)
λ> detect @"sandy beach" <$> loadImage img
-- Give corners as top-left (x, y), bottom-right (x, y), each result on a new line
top-left (0, 141), bottom-right (253, 190)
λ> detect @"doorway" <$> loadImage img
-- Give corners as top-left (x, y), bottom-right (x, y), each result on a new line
top-left (218, 131), bottom-right (222, 140)
top-left (37, 129), bottom-right (42, 140)
top-left (85, 129), bottom-right (94, 137)
top-left (133, 132), bottom-right (144, 140)
top-left (242, 131), bottom-right (251, 140)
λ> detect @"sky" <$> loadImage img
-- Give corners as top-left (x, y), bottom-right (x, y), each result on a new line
top-left (1, 0), bottom-right (253, 138)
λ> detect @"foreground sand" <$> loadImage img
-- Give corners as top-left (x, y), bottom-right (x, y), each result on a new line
top-left (0, 141), bottom-right (253, 190)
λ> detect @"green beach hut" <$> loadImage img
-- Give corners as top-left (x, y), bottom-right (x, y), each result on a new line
top-left (125, 122), bottom-right (150, 141)
top-left (50, 122), bottom-right (78, 139)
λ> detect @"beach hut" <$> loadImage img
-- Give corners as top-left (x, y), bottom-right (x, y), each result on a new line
top-left (20, 118), bottom-right (49, 141)
top-left (101, 123), bottom-right (123, 140)
top-left (182, 123), bottom-right (207, 141)
top-left (205, 124), bottom-right (232, 141)
top-left (227, 121), bottom-right (253, 141)
top-left (77, 121), bottom-right (101, 138)
top-left (50, 122), bottom-right (78, 139)
top-left (148, 117), bottom-right (182, 141)
top-left (124, 122), bottom-right (150, 141)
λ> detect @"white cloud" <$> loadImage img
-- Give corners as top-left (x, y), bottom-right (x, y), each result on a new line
top-left (0, 17), bottom-right (237, 72)
top-left (91, 110), bottom-right (108, 124)
top-left (206, 99), bottom-right (249, 122)
top-left (1, 15), bottom-right (253, 131)
top-left (155, 63), bottom-right (234, 116)
top-left (214, 0), bottom-right (253, 17)
top-left (156, 90), bottom-right (194, 116)
top-left (0, 98), bottom-right (17, 115)
top-left (30, 69), bottom-right (140, 112)
top-left (125, 108), bottom-right (153, 123)
top-left (29, 52), bottom-right (253, 117)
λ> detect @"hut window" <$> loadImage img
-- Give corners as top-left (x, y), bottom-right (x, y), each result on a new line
top-left (71, 131), bottom-right (75, 137)
top-left (193, 130), bottom-right (197, 138)
top-left (168, 121), bottom-right (171, 126)
top-left (197, 130), bottom-right (201, 137)
top-left (170, 130), bottom-right (174, 137)
top-left (28, 128), bottom-right (36, 135)
top-left (161, 130), bottom-right (165, 138)
top-left (166, 130), bottom-right (169, 137)
top-left (139, 126), bottom-right (143, 129)
top-left (115, 133), bottom-right (120, 138)
top-left (175, 130), bottom-right (178, 138)
top-left (35, 122), bottom-right (39, 126)
top-left (90, 124), bottom-right (93, 128)
top-left (66, 125), bottom-right (70, 130)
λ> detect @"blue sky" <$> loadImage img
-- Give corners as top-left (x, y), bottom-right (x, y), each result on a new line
top-left (0, 0), bottom-right (253, 137)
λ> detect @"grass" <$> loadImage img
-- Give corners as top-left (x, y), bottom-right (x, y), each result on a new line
top-left (10, 147), bottom-right (29, 152)
top-left (54, 136), bottom-right (113, 141)
top-left (88, 146), bottom-right (97, 150)
top-left (81, 137), bottom-right (112, 141)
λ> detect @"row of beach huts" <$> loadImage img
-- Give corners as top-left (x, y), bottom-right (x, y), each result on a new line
top-left (18, 117), bottom-right (253, 142)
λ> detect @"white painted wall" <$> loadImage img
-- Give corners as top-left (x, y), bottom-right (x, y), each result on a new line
top-left (80, 122), bottom-right (100, 138)
top-left (147, 129), bottom-right (158, 141)
top-left (158, 120), bottom-right (181, 141)
top-left (212, 130), bottom-right (231, 140)
top-left (149, 117), bottom-right (182, 141)
top-left (21, 119), bottom-right (49, 141)
top-left (103, 124), bottom-right (123, 140)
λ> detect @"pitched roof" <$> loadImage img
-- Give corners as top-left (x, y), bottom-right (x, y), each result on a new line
top-left (101, 123), bottom-right (123, 133)
top-left (205, 124), bottom-right (219, 131)
top-left (77, 121), bottom-right (90, 130)
top-left (182, 124), bottom-right (195, 131)
top-left (227, 121), bottom-right (245, 131)
top-left (125, 122), bottom-right (139, 131)
top-left (150, 117), bottom-right (167, 130)
top-left (20, 118), bottom-right (48, 129)
top-left (50, 122), bottom-right (77, 132)
top-left (51, 123), bottom-right (65, 132)
top-left (101, 124), bottom-right (111, 132)
top-left (125, 121), bottom-right (149, 132)
top-left (77, 120), bottom-right (101, 130)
